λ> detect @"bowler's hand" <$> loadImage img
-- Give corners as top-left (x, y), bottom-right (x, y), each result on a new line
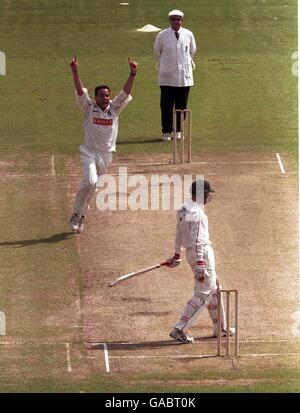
top-left (70, 52), bottom-right (78, 73)
top-left (128, 57), bottom-right (138, 75)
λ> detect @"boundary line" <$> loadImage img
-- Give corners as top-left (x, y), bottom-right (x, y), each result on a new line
top-left (276, 153), bottom-right (286, 174)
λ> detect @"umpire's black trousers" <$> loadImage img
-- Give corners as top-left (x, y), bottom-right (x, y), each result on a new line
top-left (160, 86), bottom-right (190, 134)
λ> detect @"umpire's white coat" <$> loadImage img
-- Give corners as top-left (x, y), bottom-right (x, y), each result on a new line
top-left (153, 27), bottom-right (196, 87)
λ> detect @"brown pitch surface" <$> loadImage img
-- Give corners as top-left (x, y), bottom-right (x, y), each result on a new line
top-left (66, 152), bottom-right (299, 373)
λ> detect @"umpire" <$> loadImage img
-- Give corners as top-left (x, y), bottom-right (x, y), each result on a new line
top-left (153, 9), bottom-right (196, 141)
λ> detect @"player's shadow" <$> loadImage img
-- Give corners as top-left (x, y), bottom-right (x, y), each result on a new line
top-left (117, 138), bottom-right (162, 145)
top-left (0, 232), bottom-right (75, 248)
top-left (87, 336), bottom-right (216, 351)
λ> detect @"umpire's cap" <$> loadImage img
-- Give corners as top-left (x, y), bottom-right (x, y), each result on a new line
top-left (168, 9), bottom-right (184, 17)
top-left (190, 180), bottom-right (215, 198)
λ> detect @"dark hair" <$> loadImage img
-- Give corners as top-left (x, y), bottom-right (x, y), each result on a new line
top-left (95, 85), bottom-right (111, 97)
top-left (190, 180), bottom-right (215, 204)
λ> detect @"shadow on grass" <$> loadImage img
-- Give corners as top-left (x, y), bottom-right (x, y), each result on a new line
top-left (117, 138), bottom-right (163, 145)
top-left (86, 336), bottom-right (216, 351)
top-left (0, 232), bottom-right (75, 247)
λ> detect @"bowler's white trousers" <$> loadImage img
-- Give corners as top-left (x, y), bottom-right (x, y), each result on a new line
top-left (73, 145), bottom-right (112, 217)
top-left (174, 245), bottom-right (226, 334)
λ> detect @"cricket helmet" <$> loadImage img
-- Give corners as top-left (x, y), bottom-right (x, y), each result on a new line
top-left (190, 180), bottom-right (215, 204)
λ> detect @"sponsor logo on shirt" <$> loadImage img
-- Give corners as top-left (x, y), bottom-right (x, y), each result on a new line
top-left (93, 118), bottom-right (113, 126)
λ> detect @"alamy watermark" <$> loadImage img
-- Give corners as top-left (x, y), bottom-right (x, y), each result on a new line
top-left (0, 51), bottom-right (6, 75)
top-left (96, 168), bottom-right (206, 211)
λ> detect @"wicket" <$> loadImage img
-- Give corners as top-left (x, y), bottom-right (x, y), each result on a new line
top-left (172, 109), bottom-right (192, 164)
top-left (217, 289), bottom-right (239, 357)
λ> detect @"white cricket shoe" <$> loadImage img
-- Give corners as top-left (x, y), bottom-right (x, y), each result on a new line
top-left (161, 133), bottom-right (172, 141)
top-left (170, 328), bottom-right (194, 344)
top-left (69, 213), bottom-right (80, 232)
top-left (213, 327), bottom-right (236, 338)
top-left (77, 215), bottom-right (85, 234)
top-left (176, 132), bottom-right (184, 140)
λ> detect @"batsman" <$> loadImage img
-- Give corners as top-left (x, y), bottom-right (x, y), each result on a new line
top-left (167, 180), bottom-right (235, 343)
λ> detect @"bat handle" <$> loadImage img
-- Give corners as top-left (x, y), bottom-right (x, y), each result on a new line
top-left (159, 261), bottom-right (169, 266)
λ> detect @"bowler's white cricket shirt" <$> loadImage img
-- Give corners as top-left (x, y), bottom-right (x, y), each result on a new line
top-left (75, 87), bottom-right (132, 152)
top-left (174, 200), bottom-right (211, 258)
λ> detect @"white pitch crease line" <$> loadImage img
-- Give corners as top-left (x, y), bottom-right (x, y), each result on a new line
top-left (85, 338), bottom-right (300, 346)
top-left (103, 343), bottom-right (110, 373)
top-left (239, 338), bottom-right (300, 343)
top-left (276, 153), bottom-right (285, 174)
top-left (112, 161), bottom-right (279, 167)
top-left (206, 161), bottom-right (277, 164)
top-left (65, 342), bottom-right (72, 372)
top-left (2, 171), bottom-right (298, 178)
top-left (51, 155), bottom-right (56, 176)
top-left (1, 338), bottom-right (299, 347)
top-left (109, 352), bottom-right (300, 360)
top-left (244, 352), bottom-right (300, 357)
top-left (109, 354), bottom-right (214, 359)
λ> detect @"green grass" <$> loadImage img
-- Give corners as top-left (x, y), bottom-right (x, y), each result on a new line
top-left (1, 369), bottom-right (300, 393)
top-left (0, 165), bottom-right (83, 339)
top-left (0, 0), bottom-right (297, 158)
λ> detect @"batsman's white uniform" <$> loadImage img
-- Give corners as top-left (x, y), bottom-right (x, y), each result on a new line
top-left (173, 200), bottom-right (226, 335)
top-left (73, 87), bottom-right (132, 216)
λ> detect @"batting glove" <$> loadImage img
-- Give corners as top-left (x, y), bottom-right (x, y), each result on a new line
top-left (166, 253), bottom-right (181, 268)
top-left (195, 260), bottom-right (206, 282)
